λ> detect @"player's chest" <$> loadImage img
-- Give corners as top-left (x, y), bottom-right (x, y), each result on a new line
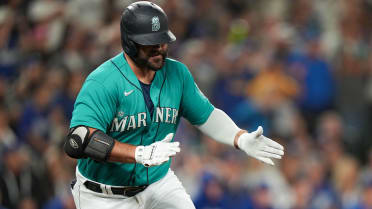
top-left (110, 80), bottom-right (182, 133)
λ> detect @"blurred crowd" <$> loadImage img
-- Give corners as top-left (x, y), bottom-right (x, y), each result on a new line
top-left (0, 0), bottom-right (372, 208)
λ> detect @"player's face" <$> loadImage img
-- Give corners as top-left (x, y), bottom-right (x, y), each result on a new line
top-left (136, 43), bottom-right (168, 71)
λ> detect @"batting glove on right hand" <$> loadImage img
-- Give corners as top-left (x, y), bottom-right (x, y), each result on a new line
top-left (237, 126), bottom-right (284, 166)
top-left (135, 133), bottom-right (180, 167)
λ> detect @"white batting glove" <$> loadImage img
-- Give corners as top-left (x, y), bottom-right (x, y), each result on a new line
top-left (135, 133), bottom-right (180, 167)
top-left (237, 126), bottom-right (284, 166)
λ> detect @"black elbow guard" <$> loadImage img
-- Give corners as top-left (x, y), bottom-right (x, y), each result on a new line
top-left (64, 126), bottom-right (115, 162)
top-left (64, 126), bottom-right (90, 159)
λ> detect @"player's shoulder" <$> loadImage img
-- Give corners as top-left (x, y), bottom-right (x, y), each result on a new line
top-left (85, 56), bottom-right (122, 86)
top-left (164, 58), bottom-right (190, 76)
top-left (165, 58), bottom-right (187, 69)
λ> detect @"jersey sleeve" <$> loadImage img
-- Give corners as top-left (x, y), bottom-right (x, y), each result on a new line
top-left (70, 79), bottom-right (117, 132)
top-left (180, 65), bottom-right (214, 125)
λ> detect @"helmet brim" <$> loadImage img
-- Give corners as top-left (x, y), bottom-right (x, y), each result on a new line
top-left (130, 30), bottom-right (176, 46)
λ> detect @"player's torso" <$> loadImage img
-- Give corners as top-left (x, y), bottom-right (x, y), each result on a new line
top-left (108, 68), bottom-right (181, 146)
top-left (78, 53), bottom-right (184, 186)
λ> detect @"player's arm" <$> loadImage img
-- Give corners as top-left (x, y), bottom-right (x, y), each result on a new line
top-left (63, 126), bottom-right (180, 166)
top-left (178, 63), bottom-right (284, 165)
top-left (197, 108), bottom-right (284, 165)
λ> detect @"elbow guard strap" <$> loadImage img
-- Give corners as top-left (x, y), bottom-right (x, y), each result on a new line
top-left (84, 130), bottom-right (115, 162)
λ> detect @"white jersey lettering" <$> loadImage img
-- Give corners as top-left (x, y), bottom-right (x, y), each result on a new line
top-left (156, 107), bottom-right (164, 122)
top-left (171, 109), bottom-right (178, 124)
top-left (127, 115), bottom-right (136, 130)
top-left (111, 116), bottom-right (128, 132)
top-left (165, 108), bottom-right (171, 123)
top-left (138, 112), bottom-right (147, 128)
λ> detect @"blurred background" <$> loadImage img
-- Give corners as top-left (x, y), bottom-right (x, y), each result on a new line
top-left (0, 0), bottom-right (372, 208)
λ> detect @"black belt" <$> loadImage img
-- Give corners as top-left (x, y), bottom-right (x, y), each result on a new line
top-left (84, 181), bottom-right (147, 197)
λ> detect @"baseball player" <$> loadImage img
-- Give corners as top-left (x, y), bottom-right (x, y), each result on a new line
top-left (64, 1), bottom-right (284, 209)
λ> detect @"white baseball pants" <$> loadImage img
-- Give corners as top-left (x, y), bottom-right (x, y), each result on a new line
top-left (71, 168), bottom-right (196, 209)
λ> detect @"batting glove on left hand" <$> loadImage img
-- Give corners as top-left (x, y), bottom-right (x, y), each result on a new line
top-left (135, 133), bottom-right (180, 167)
top-left (237, 126), bottom-right (284, 166)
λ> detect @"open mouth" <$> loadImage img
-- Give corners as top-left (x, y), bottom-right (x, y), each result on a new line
top-left (151, 54), bottom-right (162, 59)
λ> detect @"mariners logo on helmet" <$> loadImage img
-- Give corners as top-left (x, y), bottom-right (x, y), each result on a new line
top-left (152, 16), bottom-right (160, 32)
top-left (120, 1), bottom-right (176, 56)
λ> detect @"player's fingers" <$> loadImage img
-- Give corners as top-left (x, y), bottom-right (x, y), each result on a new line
top-left (159, 156), bottom-right (170, 164)
top-left (169, 141), bottom-right (180, 148)
top-left (146, 158), bottom-right (162, 166)
top-left (170, 141), bottom-right (180, 147)
top-left (259, 151), bottom-right (282, 159)
top-left (262, 146), bottom-right (284, 156)
top-left (161, 133), bottom-right (174, 142)
top-left (166, 151), bottom-right (177, 157)
top-left (263, 136), bottom-right (284, 151)
top-left (256, 157), bottom-right (275, 166)
top-left (157, 145), bottom-right (179, 156)
top-left (169, 146), bottom-right (180, 153)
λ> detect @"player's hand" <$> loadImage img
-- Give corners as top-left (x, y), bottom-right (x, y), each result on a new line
top-left (135, 133), bottom-right (180, 167)
top-left (238, 126), bottom-right (284, 166)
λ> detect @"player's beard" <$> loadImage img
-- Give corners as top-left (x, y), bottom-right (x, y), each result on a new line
top-left (133, 48), bottom-right (168, 71)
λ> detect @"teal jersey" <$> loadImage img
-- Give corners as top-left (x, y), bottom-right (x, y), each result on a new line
top-left (70, 53), bottom-right (214, 186)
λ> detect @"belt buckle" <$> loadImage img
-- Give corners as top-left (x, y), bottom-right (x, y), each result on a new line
top-left (123, 186), bottom-right (145, 197)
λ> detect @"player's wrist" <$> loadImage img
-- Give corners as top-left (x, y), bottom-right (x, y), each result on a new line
top-left (234, 129), bottom-right (248, 150)
top-left (135, 144), bottom-right (157, 166)
top-left (134, 145), bottom-right (145, 164)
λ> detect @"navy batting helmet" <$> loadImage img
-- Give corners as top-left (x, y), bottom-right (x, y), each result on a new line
top-left (120, 1), bottom-right (176, 57)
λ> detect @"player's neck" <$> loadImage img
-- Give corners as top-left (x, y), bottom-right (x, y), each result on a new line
top-left (124, 53), bottom-right (155, 84)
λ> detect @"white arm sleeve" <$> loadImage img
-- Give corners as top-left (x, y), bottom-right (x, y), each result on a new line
top-left (197, 108), bottom-right (240, 146)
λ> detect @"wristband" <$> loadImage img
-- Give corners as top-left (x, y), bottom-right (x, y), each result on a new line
top-left (234, 130), bottom-right (247, 150)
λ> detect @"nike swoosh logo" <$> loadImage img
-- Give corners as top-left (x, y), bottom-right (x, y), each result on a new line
top-left (124, 90), bottom-right (134, 96)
